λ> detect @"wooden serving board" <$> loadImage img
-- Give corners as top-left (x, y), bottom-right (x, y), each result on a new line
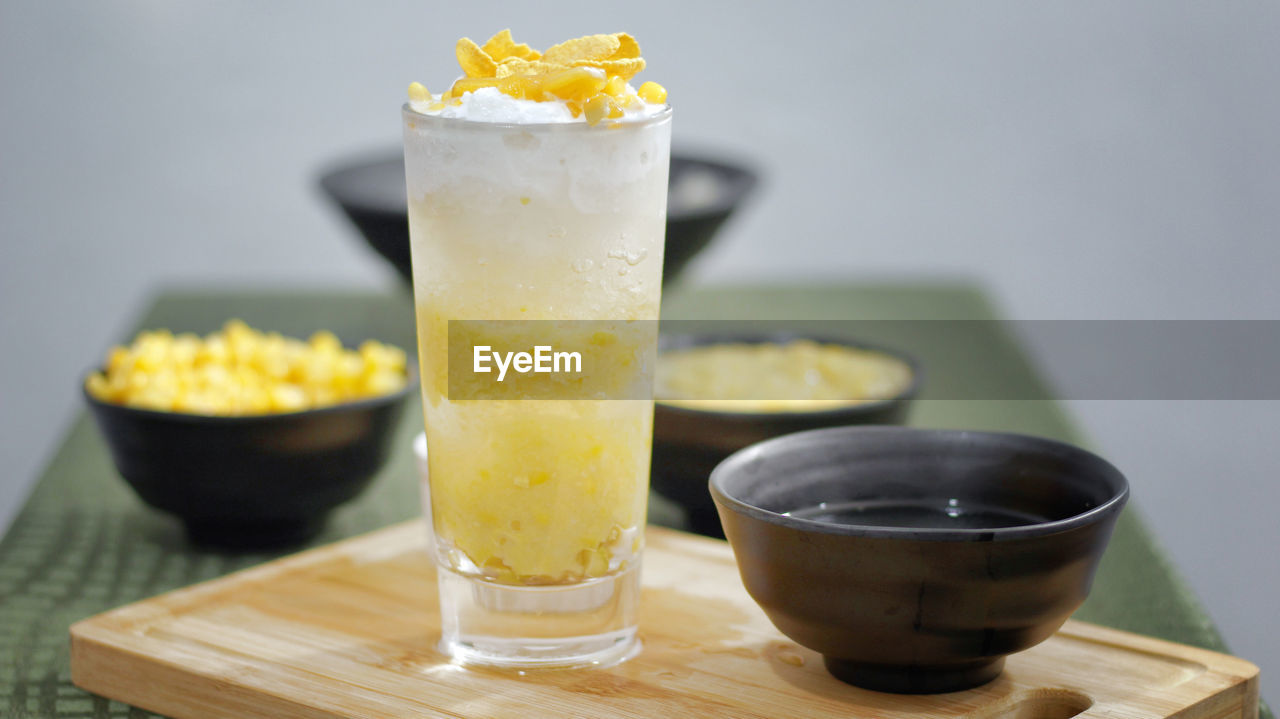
top-left (70, 522), bottom-right (1258, 719)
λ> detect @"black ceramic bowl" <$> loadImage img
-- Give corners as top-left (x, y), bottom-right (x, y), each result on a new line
top-left (84, 376), bottom-right (413, 549)
top-left (316, 149), bottom-right (757, 286)
top-left (652, 334), bottom-right (920, 537)
top-left (710, 427), bottom-right (1128, 694)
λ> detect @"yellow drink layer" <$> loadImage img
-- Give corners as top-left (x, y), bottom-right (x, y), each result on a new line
top-left (406, 107), bottom-right (670, 586)
top-left (422, 396), bottom-right (650, 583)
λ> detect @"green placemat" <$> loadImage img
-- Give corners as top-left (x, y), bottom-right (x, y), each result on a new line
top-left (0, 283), bottom-right (1258, 718)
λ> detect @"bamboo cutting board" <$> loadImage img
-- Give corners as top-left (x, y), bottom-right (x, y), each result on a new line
top-left (70, 522), bottom-right (1258, 719)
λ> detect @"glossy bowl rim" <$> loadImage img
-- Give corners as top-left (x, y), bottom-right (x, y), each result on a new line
top-left (709, 426), bottom-right (1128, 542)
top-left (82, 367), bottom-right (417, 425)
top-left (654, 333), bottom-right (922, 421)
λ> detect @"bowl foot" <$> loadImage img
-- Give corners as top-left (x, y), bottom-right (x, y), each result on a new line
top-left (822, 656), bottom-right (1005, 694)
top-left (183, 516), bottom-right (328, 550)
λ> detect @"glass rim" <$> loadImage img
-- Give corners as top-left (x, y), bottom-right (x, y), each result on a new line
top-left (402, 102), bottom-right (672, 132)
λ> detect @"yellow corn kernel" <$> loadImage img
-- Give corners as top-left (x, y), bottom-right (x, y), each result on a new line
top-left (171, 334), bottom-right (199, 367)
top-left (407, 81), bottom-right (431, 104)
top-left (583, 94), bottom-right (610, 126)
top-left (603, 75), bottom-right (626, 98)
top-left (133, 345), bottom-right (166, 373)
top-left (171, 392), bottom-right (195, 413)
top-left (310, 386), bottom-right (338, 407)
top-left (106, 346), bottom-right (130, 373)
top-left (126, 372), bottom-right (149, 394)
top-left (308, 330), bottom-right (342, 355)
top-left (363, 370), bottom-right (406, 397)
top-left (637, 81), bottom-right (667, 104)
top-left (540, 67), bottom-right (607, 103)
top-left (261, 356), bottom-right (289, 380)
top-left (106, 369), bottom-right (129, 393)
top-left (86, 373), bottom-right (110, 400)
top-left (222, 321), bottom-right (254, 350)
top-left (197, 335), bottom-right (230, 365)
top-left (491, 75), bottom-right (532, 100)
top-left (199, 393), bottom-right (232, 415)
top-left (197, 363), bottom-right (231, 389)
top-left (450, 76), bottom-right (502, 97)
top-left (336, 353), bottom-right (362, 379)
top-left (235, 387), bottom-right (266, 413)
top-left (146, 328), bottom-right (175, 344)
top-left (150, 368), bottom-right (180, 396)
top-left (378, 342), bottom-right (405, 367)
top-left (269, 384), bottom-right (308, 412)
top-left (358, 340), bottom-right (384, 365)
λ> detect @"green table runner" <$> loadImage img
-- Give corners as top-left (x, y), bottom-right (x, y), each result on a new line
top-left (0, 283), bottom-right (1259, 718)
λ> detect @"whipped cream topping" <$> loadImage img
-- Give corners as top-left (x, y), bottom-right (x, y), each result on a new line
top-left (409, 86), bottom-right (666, 124)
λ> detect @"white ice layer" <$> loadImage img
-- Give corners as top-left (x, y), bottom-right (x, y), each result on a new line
top-left (409, 86), bottom-right (666, 124)
top-left (403, 87), bottom-right (671, 214)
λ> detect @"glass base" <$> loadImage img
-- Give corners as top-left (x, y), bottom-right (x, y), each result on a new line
top-left (437, 562), bottom-right (641, 669)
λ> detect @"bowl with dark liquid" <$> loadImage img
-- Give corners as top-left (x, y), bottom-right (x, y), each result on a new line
top-left (710, 426), bottom-right (1128, 694)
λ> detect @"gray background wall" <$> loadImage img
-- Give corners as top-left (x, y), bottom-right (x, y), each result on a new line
top-left (2, 0), bottom-right (1277, 705)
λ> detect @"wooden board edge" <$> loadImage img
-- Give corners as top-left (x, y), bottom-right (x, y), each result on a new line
top-left (1060, 619), bottom-right (1261, 719)
top-left (1060, 620), bottom-right (1262, 681)
top-left (70, 630), bottom-right (346, 719)
top-left (1164, 673), bottom-right (1261, 719)
top-left (1243, 668), bottom-right (1261, 719)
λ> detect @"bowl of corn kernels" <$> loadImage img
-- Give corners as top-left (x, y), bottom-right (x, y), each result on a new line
top-left (84, 320), bottom-right (415, 549)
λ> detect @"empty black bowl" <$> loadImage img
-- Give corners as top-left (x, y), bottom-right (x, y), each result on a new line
top-left (316, 149), bottom-right (757, 286)
top-left (711, 427), bottom-right (1128, 694)
top-left (84, 376), bottom-right (413, 549)
top-left (652, 334), bottom-right (920, 537)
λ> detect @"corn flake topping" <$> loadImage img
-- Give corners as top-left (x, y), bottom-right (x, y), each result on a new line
top-left (408, 29), bottom-right (666, 125)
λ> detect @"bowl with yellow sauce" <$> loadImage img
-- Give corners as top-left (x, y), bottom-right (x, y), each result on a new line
top-left (84, 320), bottom-right (414, 548)
top-left (652, 336), bottom-right (920, 535)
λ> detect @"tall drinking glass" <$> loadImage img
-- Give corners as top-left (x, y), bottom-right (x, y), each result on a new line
top-left (403, 106), bottom-right (671, 668)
